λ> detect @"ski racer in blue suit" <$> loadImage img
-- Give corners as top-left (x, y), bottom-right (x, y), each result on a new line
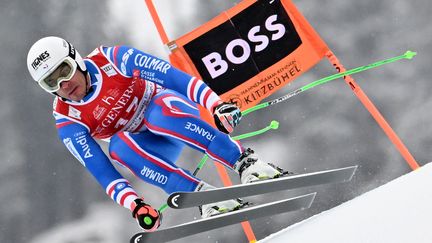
top-left (26, 36), bottom-right (285, 232)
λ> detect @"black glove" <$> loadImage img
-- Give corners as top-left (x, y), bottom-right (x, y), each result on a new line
top-left (131, 198), bottom-right (162, 232)
top-left (213, 102), bottom-right (242, 134)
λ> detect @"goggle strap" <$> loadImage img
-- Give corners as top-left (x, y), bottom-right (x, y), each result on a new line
top-left (67, 41), bottom-right (76, 60)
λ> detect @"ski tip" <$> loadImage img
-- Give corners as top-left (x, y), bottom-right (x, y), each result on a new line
top-left (289, 192), bottom-right (317, 210)
top-left (324, 165), bottom-right (358, 177)
top-left (323, 165), bottom-right (358, 183)
top-left (303, 192), bottom-right (317, 209)
top-left (340, 165), bottom-right (358, 171)
top-left (329, 165), bottom-right (357, 183)
top-left (345, 165), bottom-right (358, 182)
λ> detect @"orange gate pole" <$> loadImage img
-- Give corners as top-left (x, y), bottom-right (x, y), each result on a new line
top-left (143, 0), bottom-right (257, 241)
top-left (326, 51), bottom-right (420, 170)
top-left (145, 0), bottom-right (169, 45)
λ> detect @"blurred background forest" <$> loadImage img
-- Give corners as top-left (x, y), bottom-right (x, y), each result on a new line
top-left (1, 0), bottom-right (431, 242)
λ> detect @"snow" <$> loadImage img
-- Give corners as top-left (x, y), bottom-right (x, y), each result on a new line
top-left (259, 162), bottom-right (432, 243)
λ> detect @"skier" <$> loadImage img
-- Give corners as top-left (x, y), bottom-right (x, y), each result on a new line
top-left (26, 36), bottom-right (285, 232)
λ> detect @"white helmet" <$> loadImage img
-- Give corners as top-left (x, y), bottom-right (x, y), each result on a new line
top-left (27, 36), bottom-right (86, 93)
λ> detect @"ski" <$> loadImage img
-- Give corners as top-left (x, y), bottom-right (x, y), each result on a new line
top-left (168, 165), bottom-right (357, 209)
top-left (130, 193), bottom-right (316, 243)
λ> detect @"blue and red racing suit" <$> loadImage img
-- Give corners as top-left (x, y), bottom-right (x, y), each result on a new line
top-left (53, 46), bottom-right (243, 210)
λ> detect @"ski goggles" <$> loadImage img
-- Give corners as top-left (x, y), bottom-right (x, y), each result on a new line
top-left (38, 57), bottom-right (77, 93)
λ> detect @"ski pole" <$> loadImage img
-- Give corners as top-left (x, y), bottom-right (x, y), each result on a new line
top-left (192, 120), bottom-right (280, 175)
top-left (243, 51), bottom-right (417, 116)
top-left (158, 120), bottom-right (280, 213)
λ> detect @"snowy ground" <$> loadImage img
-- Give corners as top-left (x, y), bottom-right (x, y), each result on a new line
top-left (260, 162), bottom-right (432, 243)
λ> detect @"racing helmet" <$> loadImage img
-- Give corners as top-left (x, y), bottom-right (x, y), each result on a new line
top-left (27, 36), bottom-right (86, 93)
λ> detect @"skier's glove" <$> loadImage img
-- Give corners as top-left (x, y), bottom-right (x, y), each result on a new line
top-left (213, 102), bottom-right (242, 134)
top-left (131, 198), bottom-right (162, 232)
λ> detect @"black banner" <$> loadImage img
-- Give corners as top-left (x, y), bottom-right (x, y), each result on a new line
top-left (183, 0), bottom-right (302, 94)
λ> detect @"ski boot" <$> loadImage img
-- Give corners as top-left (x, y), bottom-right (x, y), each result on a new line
top-left (196, 182), bottom-right (248, 218)
top-left (234, 148), bottom-right (290, 184)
